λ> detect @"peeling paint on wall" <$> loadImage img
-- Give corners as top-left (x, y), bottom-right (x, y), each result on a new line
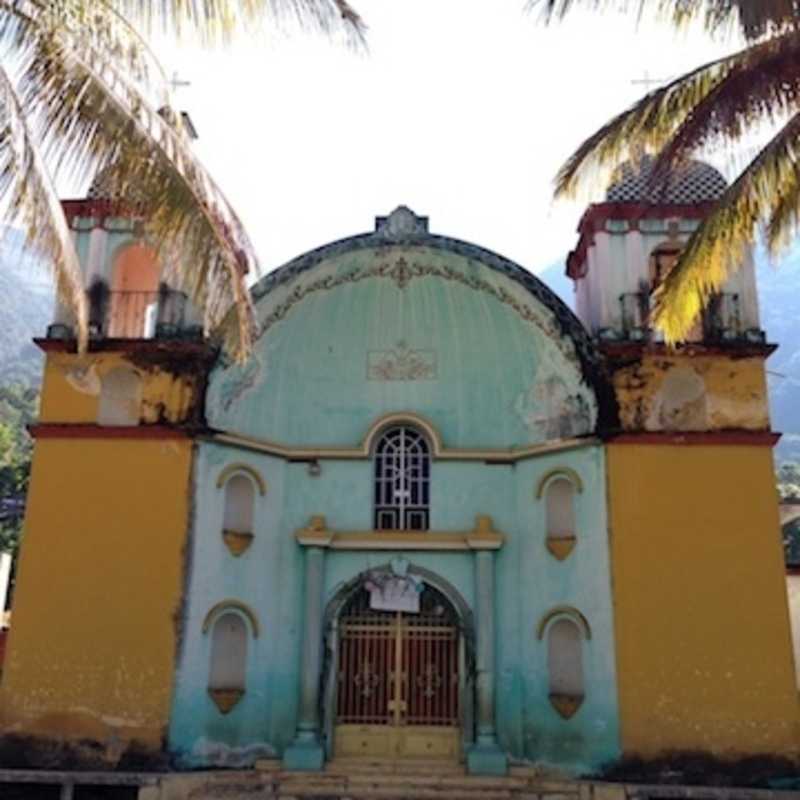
top-left (611, 355), bottom-right (770, 432)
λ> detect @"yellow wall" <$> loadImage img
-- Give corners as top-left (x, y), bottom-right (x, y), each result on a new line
top-left (39, 351), bottom-right (200, 425)
top-left (608, 443), bottom-right (800, 757)
top-left (0, 436), bottom-right (192, 748)
top-left (612, 355), bottom-right (770, 432)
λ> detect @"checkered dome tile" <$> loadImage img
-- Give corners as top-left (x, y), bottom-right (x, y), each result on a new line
top-left (87, 169), bottom-right (119, 201)
top-left (606, 156), bottom-right (728, 204)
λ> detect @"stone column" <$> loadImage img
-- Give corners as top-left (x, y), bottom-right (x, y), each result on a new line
top-left (467, 536), bottom-right (507, 775)
top-left (284, 519), bottom-right (330, 771)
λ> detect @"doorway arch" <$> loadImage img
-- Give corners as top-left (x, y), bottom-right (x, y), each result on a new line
top-left (321, 565), bottom-right (475, 762)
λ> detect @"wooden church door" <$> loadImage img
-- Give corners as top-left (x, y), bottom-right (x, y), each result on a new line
top-left (333, 584), bottom-right (461, 760)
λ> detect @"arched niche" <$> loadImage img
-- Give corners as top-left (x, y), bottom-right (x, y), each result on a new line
top-left (206, 609), bottom-right (253, 715)
top-left (97, 367), bottom-right (142, 426)
top-left (546, 618), bottom-right (585, 720)
top-left (536, 469), bottom-right (583, 561)
top-left (202, 600), bottom-right (260, 714)
top-left (536, 606), bottom-right (590, 721)
top-left (216, 465), bottom-right (266, 556)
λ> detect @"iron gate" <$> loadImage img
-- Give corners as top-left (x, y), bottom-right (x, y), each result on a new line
top-left (334, 584), bottom-right (461, 759)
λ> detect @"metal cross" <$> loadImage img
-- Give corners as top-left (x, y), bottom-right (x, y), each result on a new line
top-left (169, 71), bottom-right (191, 92)
top-left (631, 69), bottom-right (672, 91)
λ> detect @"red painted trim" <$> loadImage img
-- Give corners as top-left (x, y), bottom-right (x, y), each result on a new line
top-left (35, 338), bottom-right (216, 357)
top-left (61, 198), bottom-right (143, 227)
top-left (600, 341), bottom-right (777, 359)
top-left (29, 424), bottom-right (190, 440)
top-left (608, 431), bottom-right (781, 447)
top-left (786, 566), bottom-right (800, 575)
top-left (567, 201), bottom-right (717, 279)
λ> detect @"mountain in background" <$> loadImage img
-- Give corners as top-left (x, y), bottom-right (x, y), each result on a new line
top-left (538, 252), bottom-right (800, 462)
top-left (0, 229), bottom-right (51, 386)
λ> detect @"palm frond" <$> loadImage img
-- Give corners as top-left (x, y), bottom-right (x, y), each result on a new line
top-left (554, 30), bottom-right (800, 201)
top-left (8, 0), bottom-right (258, 358)
top-left (652, 112), bottom-right (800, 341)
top-left (553, 52), bottom-right (734, 199)
top-left (651, 30), bottom-right (800, 181)
top-left (111, 0), bottom-right (366, 47)
top-left (532, 0), bottom-right (799, 41)
top-left (0, 62), bottom-right (87, 349)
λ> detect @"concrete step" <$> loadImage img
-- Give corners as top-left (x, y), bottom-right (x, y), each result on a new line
top-left (276, 774), bottom-right (524, 799)
top-left (277, 789), bottom-right (515, 800)
top-left (324, 760), bottom-right (466, 777)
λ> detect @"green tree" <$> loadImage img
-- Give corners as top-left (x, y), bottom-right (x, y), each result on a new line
top-left (0, 383), bottom-right (36, 601)
top-left (542, 0), bottom-right (800, 341)
top-left (778, 461), bottom-right (800, 499)
top-left (0, 1), bottom-right (364, 360)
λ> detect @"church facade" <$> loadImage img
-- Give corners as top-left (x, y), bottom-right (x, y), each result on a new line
top-left (1, 162), bottom-right (797, 776)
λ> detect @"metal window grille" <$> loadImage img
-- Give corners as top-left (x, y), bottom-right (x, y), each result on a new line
top-left (374, 426), bottom-right (430, 531)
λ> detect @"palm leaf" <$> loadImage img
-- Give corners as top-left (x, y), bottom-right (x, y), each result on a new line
top-left (554, 30), bottom-right (800, 200)
top-left (553, 52), bottom-right (734, 199)
top-left (533, 0), bottom-right (799, 41)
top-left (651, 30), bottom-right (800, 181)
top-left (111, 0), bottom-right (366, 46)
top-left (0, 62), bottom-right (87, 349)
top-left (4, 0), bottom-right (259, 357)
top-left (0, 0), bottom-right (368, 358)
top-left (652, 111), bottom-right (800, 340)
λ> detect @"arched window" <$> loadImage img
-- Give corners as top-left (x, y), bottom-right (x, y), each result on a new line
top-left (648, 242), bottom-right (703, 341)
top-left (649, 243), bottom-right (681, 290)
top-left (108, 242), bottom-right (160, 338)
top-left (547, 617), bottom-right (584, 719)
top-left (97, 367), bottom-right (141, 426)
top-left (374, 426), bottom-right (430, 531)
top-left (208, 612), bottom-right (248, 714)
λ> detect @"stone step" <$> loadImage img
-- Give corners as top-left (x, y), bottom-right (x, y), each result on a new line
top-left (276, 788), bottom-right (516, 800)
top-left (324, 760), bottom-right (466, 776)
top-left (279, 781), bottom-right (521, 793)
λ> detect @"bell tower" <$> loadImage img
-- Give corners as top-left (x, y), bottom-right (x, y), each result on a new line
top-left (1, 168), bottom-right (216, 760)
top-left (567, 157), bottom-right (773, 434)
top-left (569, 160), bottom-right (797, 760)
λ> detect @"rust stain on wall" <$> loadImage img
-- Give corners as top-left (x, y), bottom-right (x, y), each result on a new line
top-left (609, 354), bottom-right (770, 433)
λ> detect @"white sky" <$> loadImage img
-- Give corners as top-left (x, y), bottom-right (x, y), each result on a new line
top-left (160, 1), bottom-right (743, 277)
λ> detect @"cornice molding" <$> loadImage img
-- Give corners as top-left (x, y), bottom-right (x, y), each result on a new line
top-left (205, 426), bottom-right (600, 464)
top-left (295, 514), bottom-right (505, 551)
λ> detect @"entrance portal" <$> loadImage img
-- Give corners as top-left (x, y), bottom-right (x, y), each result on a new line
top-left (334, 583), bottom-right (461, 760)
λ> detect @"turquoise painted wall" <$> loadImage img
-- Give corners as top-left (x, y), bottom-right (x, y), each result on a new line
top-left (207, 245), bottom-right (595, 450)
top-left (168, 240), bottom-right (619, 774)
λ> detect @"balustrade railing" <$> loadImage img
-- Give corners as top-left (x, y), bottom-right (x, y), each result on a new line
top-left (87, 286), bottom-right (190, 339)
top-left (703, 293), bottom-right (742, 341)
top-left (618, 291), bottom-right (744, 343)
